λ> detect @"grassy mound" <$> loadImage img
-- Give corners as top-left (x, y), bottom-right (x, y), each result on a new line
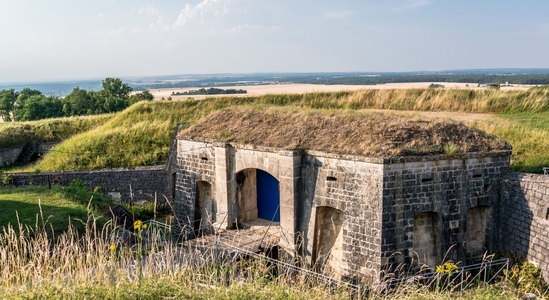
top-left (182, 108), bottom-right (510, 157)
top-left (6, 87), bottom-right (549, 172)
top-left (0, 114), bottom-right (112, 148)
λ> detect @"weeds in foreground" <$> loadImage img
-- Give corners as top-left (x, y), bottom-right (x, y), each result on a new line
top-left (0, 207), bottom-right (529, 299)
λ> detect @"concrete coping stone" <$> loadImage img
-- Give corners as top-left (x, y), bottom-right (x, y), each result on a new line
top-left (9, 166), bottom-right (166, 176)
top-left (509, 173), bottom-right (549, 183)
top-left (181, 138), bottom-right (511, 165)
top-left (0, 143), bottom-right (26, 152)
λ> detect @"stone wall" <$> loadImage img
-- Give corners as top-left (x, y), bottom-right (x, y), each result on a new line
top-left (173, 140), bottom-right (216, 236)
top-left (381, 152), bottom-right (510, 274)
top-left (175, 139), bottom-right (518, 283)
top-left (6, 167), bottom-right (170, 203)
top-left (500, 173), bottom-right (549, 282)
top-left (300, 152), bottom-right (384, 283)
top-left (0, 144), bottom-right (25, 167)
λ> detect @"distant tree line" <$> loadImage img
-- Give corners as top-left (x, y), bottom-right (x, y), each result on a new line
top-left (0, 78), bottom-right (153, 122)
top-left (287, 74), bottom-right (549, 85)
top-left (172, 87), bottom-right (247, 96)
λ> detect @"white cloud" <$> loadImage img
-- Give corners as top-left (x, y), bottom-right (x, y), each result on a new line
top-left (148, 15), bottom-right (169, 32)
top-left (225, 24), bottom-right (283, 34)
top-left (325, 11), bottom-right (350, 19)
top-left (138, 4), bottom-right (159, 16)
top-left (98, 12), bottom-right (105, 18)
top-left (394, 0), bottom-right (434, 11)
top-left (172, 0), bottom-right (230, 29)
top-left (106, 26), bottom-right (126, 39)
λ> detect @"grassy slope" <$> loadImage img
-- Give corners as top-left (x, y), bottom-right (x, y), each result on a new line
top-left (0, 114), bottom-right (113, 148)
top-left (0, 185), bottom-right (110, 236)
top-left (13, 87), bottom-right (549, 173)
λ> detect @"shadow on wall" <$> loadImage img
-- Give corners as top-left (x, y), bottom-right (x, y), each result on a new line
top-left (500, 174), bottom-right (536, 275)
top-left (296, 156), bottom-right (322, 262)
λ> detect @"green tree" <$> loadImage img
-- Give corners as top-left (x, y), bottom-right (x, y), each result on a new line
top-left (100, 77), bottom-right (133, 100)
top-left (129, 90), bottom-right (154, 104)
top-left (62, 87), bottom-right (93, 116)
top-left (0, 89), bottom-right (17, 121)
top-left (41, 96), bottom-right (64, 119)
top-left (15, 95), bottom-right (63, 121)
top-left (13, 88), bottom-right (43, 121)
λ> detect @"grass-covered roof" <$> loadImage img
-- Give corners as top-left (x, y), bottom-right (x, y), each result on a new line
top-left (179, 108), bottom-right (511, 157)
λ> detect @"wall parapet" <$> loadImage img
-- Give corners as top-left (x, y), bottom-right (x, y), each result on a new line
top-left (499, 172), bottom-right (549, 283)
top-left (4, 166), bottom-right (170, 203)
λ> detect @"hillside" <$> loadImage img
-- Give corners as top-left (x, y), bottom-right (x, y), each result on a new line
top-left (181, 108), bottom-right (510, 157)
top-left (0, 114), bottom-right (112, 149)
top-left (4, 86), bottom-right (549, 172)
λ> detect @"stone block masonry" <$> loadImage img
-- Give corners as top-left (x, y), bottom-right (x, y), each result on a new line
top-left (6, 167), bottom-right (171, 204)
top-left (175, 138), bottom-right (517, 283)
top-left (382, 153), bottom-right (510, 274)
top-left (0, 144), bottom-right (24, 167)
top-left (500, 173), bottom-right (549, 283)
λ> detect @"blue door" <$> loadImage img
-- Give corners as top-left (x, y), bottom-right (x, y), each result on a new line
top-left (256, 169), bottom-right (280, 222)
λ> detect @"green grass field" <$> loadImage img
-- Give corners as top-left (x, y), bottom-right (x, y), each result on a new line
top-left (2, 88), bottom-right (549, 298)
top-left (8, 87), bottom-right (549, 173)
top-left (0, 185), bottom-right (111, 236)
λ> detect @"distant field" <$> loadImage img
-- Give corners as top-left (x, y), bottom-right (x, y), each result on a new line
top-left (150, 82), bottom-right (534, 100)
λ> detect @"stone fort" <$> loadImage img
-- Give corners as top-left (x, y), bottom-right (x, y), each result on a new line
top-left (4, 109), bottom-right (549, 284)
top-left (172, 109), bottom-right (512, 282)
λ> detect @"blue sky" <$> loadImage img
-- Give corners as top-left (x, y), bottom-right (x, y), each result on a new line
top-left (1, 0), bottom-right (548, 82)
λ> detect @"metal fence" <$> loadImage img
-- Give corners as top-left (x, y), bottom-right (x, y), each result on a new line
top-left (380, 258), bottom-right (509, 293)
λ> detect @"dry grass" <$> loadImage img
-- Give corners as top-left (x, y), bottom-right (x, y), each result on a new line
top-left (181, 108), bottom-right (510, 157)
top-left (9, 87), bottom-right (549, 172)
top-left (0, 210), bottom-right (523, 299)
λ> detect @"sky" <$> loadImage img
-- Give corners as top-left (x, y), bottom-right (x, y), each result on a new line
top-left (1, 0), bottom-right (549, 83)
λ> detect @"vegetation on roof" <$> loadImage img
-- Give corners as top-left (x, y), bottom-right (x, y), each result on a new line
top-left (180, 108), bottom-right (510, 157)
top-left (6, 87), bottom-right (549, 172)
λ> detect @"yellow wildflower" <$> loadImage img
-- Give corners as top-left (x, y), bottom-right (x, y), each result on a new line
top-left (143, 224), bottom-right (148, 229)
top-left (436, 261), bottom-right (459, 274)
top-left (134, 220), bottom-right (142, 230)
top-left (110, 244), bottom-right (116, 251)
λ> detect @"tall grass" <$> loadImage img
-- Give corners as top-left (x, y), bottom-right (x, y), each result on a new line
top-left (0, 212), bottom-right (356, 299)
top-left (0, 114), bottom-right (112, 148)
top-left (0, 211), bottom-right (523, 299)
top-left (10, 87), bottom-right (549, 172)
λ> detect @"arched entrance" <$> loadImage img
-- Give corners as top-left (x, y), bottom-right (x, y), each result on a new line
top-left (236, 169), bottom-right (280, 224)
top-left (413, 211), bottom-right (440, 270)
top-left (194, 181), bottom-right (215, 235)
top-left (312, 206), bottom-right (344, 275)
top-left (466, 205), bottom-right (491, 261)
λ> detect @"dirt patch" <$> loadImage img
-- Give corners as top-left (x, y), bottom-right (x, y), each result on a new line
top-left (179, 109), bottom-right (510, 157)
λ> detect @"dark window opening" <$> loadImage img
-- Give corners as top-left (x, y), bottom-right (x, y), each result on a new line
top-left (171, 172), bottom-right (176, 199)
top-left (484, 184), bottom-right (491, 192)
top-left (473, 174), bottom-right (482, 178)
top-left (546, 208), bottom-right (549, 220)
top-left (200, 157), bottom-right (208, 161)
top-left (422, 178), bottom-right (433, 183)
top-left (326, 176), bottom-right (337, 181)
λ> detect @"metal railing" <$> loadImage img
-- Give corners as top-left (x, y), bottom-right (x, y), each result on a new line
top-left (215, 241), bottom-right (362, 295)
top-left (143, 219), bottom-right (172, 242)
top-left (380, 258), bottom-right (509, 293)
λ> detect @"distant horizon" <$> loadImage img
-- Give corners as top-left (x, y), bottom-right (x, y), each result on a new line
top-left (2, 1), bottom-right (549, 83)
top-left (2, 67), bottom-right (549, 85)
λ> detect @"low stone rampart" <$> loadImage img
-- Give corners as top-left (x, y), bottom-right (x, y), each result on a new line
top-left (5, 167), bottom-right (171, 203)
top-left (0, 144), bottom-right (25, 167)
top-left (500, 173), bottom-right (549, 282)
